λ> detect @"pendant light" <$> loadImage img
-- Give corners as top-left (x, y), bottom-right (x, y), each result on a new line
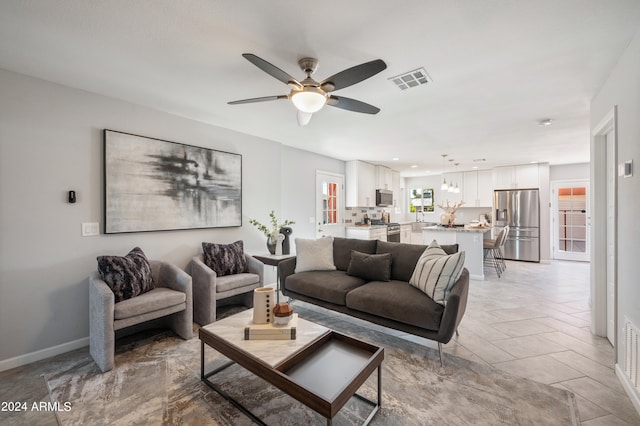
top-left (441, 154), bottom-right (449, 190)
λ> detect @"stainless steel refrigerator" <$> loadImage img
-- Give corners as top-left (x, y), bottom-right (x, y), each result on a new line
top-left (494, 189), bottom-right (540, 262)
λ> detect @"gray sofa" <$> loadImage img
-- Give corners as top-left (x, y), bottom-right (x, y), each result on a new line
top-left (278, 238), bottom-right (469, 365)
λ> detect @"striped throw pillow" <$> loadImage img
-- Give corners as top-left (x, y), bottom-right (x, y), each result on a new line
top-left (409, 240), bottom-right (465, 305)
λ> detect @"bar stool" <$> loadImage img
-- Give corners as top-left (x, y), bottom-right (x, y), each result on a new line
top-left (483, 226), bottom-right (508, 277)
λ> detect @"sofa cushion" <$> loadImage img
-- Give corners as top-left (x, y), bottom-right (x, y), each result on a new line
top-left (294, 236), bottom-right (336, 273)
top-left (375, 241), bottom-right (428, 282)
top-left (346, 281), bottom-right (444, 331)
top-left (333, 237), bottom-right (378, 271)
top-left (285, 270), bottom-right (366, 305)
top-left (97, 247), bottom-right (154, 303)
top-left (441, 243), bottom-right (459, 255)
top-left (202, 240), bottom-right (247, 276)
top-left (409, 240), bottom-right (466, 305)
top-left (346, 251), bottom-right (392, 282)
top-left (375, 240), bottom-right (459, 282)
top-left (114, 287), bottom-right (186, 320)
top-left (216, 273), bottom-right (261, 293)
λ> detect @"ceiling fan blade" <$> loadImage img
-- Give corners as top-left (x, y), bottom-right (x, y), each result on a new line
top-left (327, 95), bottom-right (380, 114)
top-left (242, 53), bottom-right (302, 87)
top-left (320, 59), bottom-right (387, 92)
top-left (228, 95), bottom-right (287, 105)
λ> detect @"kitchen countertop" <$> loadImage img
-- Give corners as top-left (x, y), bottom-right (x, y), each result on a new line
top-left (344, 224), bottom-right (387, 230)
top-left (422, 225), bottom-right (490, 233)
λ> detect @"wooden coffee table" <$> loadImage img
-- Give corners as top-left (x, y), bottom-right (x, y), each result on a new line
top-left (199, 309), bottom-right (384, 425)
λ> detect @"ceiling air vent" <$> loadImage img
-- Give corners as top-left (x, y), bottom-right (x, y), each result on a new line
top-left (388, 67), bottom-right (432, 90)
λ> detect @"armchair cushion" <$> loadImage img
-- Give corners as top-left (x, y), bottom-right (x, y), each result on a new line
top-left (114, 287), bottom-right (186, 320)
top-left (202, 240), bottom-right (247, 276)
top-left (215, 273), bottom-right (262, 293)
top-left (97, 247), bottom-right (154, 302)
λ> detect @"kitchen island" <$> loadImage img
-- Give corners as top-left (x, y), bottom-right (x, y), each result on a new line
top-left (422, 225), bottom-right (490, 280)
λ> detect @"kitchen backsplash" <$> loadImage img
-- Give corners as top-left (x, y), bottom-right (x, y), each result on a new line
top-left (345, 207), bottom-right (393, 224)
top-left (345, 206), bottom-right (491, 225)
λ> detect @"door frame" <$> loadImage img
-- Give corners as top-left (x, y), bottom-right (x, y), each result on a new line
top-left (551, 179), bottom-right (590, 261)
top-left (315, 171), bottom-right (345, 239)
top-left (590, 106), bottom-right (617, 348)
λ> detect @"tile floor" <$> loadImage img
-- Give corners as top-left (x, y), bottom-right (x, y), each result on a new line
top-left (402, 259), bottom-right (640, 425)
top-left (1, 259), bottom-right (638, 425)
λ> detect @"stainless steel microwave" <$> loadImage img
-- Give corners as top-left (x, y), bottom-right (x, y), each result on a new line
top-left (376, 189), bottom-right (393, 207)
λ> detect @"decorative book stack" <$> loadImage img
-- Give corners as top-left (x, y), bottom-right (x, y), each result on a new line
top-left (244, 314), bottom-right (298, 340)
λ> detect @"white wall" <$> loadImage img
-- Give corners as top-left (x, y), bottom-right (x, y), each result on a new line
top-left (280, 146), bottom-right (345, 242)
top-left (0, 69), bottom-right (342, 369)
top-left (590, 27), bottom-right (640, 407)
top-left (550, 163), bottom-right (590, 181)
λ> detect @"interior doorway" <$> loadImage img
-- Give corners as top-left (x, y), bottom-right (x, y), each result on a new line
top-left (591, 106), bottom-right (617, 347)
top-left (315, 171), bottom-right (345, 239)
top-left (552, 181), bottom-right (589, 261)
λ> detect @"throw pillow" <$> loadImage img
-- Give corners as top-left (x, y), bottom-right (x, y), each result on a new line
top-left (202, 240), bottom-right (247, 276)
top-left (409, 240), bottom-right (465, 305)
top-left (346, 250), bottom-right (392, 282)
top-left (294, 236), bottom-right (337, 273)
top-left (97, 247), bottom-right (154, 303)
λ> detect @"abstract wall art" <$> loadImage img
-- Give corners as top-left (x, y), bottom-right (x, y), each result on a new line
top-left (104, 130), bottom-right (242, 233)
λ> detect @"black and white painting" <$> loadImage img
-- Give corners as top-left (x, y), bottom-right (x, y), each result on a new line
top-left (104, 130), bottom-right (242, 233)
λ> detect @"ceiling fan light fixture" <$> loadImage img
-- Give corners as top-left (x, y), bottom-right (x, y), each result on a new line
top-left (291, 89), bottom-right (327, 113)
top-left (297, 111), bottom-right (312, 126)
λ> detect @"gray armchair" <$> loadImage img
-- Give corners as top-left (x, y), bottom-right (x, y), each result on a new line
top-left (189, 254), bottom-right (264, 325)
top-left (89, 260), bottom-right (193, 372)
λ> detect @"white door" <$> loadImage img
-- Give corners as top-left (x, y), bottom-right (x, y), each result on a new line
top-left (316, 171), bottom-right (345, 238)
top-left (552, 180), bottom-right (589, 261)
top-left (606, 132), bottom-right (616, 345)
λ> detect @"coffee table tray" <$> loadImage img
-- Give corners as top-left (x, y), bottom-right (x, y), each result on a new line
top-left (274, 331), bottom-right (384, 421)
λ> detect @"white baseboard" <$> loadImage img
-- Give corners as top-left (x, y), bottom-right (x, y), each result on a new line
top-left (0, 337), bottom-right (89, 373)
top-left (615, 363), bottom-right (640, 416)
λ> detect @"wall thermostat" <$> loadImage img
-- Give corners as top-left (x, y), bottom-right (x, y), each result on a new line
top-left (624, 160), bottom-right (633, 178)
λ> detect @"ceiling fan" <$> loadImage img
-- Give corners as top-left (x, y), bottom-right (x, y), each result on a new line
top-left (228, 53), bottom-right (387, 126)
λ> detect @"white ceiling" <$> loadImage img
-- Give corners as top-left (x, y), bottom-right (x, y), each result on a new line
top-left (2, 0), bottom-right (640, 176)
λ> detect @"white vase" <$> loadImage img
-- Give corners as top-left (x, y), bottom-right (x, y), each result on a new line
top-left (252, 287), bottom-right (275, 324)
top-left (274, 233), bottom-right (285, 256)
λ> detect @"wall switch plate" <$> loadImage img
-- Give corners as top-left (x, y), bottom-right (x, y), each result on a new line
top-left (309, 216), bottom-right (315, 224)
top-left (82, 222), bottom-right (99, 236)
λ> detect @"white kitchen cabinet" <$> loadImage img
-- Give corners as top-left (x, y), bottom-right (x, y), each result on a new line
top-left (477, 170), bottom-right (493, 206)
top-left (392, 170), bottom-right (401, 211)
top-left (515, 164), bottom-right (540, 188)
top-left (493, 164), bottom-right (539, 189)
top-left (346, 160), bottom-right (376, 207)
top-left (463, 170), bottom-right (493, 207)
top-left (376, 165), bottom-right (393, 190)
top-left (400, 224), bottom-right (412, 243)
top-left (346, 226), bottom-right (387, 241)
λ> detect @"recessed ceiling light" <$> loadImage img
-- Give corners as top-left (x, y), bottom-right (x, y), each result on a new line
top-left (530, 161), bottom-right (539, 164)
top-left (392, 157), bottom-right (399, 161)
top-left (410, 165), bottom-right (418, 168)
top-left (472, 166), bottom-right (479, 169)
top-left (538, 118), bottom-right (553, 126)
